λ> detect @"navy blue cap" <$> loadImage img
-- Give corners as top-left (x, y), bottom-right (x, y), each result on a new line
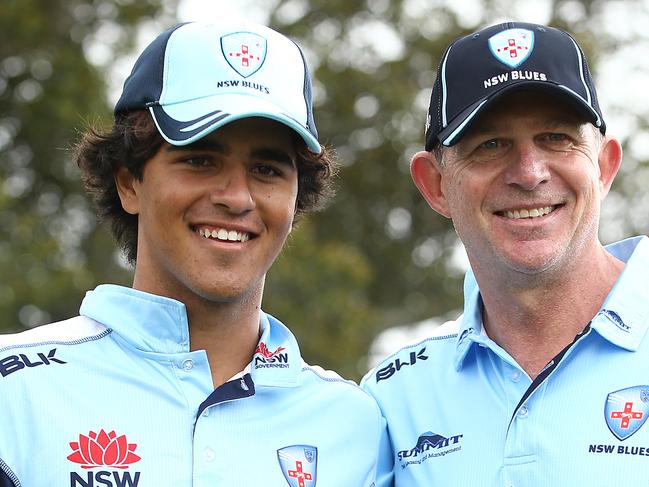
top-left (425, 22), bottom-right (605, 149)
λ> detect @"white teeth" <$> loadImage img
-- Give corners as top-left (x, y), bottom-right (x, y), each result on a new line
top-left (197, 227), bottom-right (250, 242)
top-left (505, 206), bottom-right (553, 219)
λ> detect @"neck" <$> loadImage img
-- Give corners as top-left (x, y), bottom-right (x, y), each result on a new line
top-left (474, 245), bottom-right (625, 379)
top-left (186, 291), bottom-right (263, 389)
top-left (131, 273), bottom-right (265, 389)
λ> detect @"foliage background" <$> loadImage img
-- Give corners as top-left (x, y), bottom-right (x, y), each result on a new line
top-left (2, 0), bottom-right (648, 380)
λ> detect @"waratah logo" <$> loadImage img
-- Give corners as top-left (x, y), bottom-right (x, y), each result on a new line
top-left (255, 342), bottom-right (286, 358)
top-left (67, 429), bottom-right (141, 469)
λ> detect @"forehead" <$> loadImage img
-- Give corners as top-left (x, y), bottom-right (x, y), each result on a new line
top-left (463, 91), bottom-right (590, 137)
top-left (204, 117), bottom-right (296, 145)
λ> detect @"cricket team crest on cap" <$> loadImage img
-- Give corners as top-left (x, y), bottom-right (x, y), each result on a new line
top-left (277, 444), bottom-right (317, 487)
top-left (220, 32), bottom-right (267, 78)
top-left (605, 386), bottom-right (649, 441)
top-left (488, 28), bottom-right (534, 68)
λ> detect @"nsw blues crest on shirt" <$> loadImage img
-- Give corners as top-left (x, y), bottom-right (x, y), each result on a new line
top-left (605, 385), bottom-right (649, 440)
top-left (277, 444), bottom-right (317, 487)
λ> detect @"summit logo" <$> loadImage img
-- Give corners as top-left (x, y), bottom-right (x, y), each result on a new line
top-left (397, 431), bottom-right (463, 469)
top-left (68, 429), bottom-right (141, 486)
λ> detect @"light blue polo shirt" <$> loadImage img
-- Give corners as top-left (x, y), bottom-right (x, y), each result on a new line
top-left (0, 285), bottom-right (383, 486)
top-left (363, 236), bottom-right (649, 486)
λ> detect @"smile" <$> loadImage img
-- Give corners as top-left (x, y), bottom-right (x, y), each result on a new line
top-left (197, 227), bottom-right (250, 242)
top-left (501, 206), bottom-right (556, 219)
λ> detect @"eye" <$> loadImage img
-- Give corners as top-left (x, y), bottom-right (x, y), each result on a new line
top-left (540, 132), bottom-right (574, 149)
top-left (547, 133), bottom-right (567, 142)
top-left (479, 139), bottom-right (501, 150)
top-left (251, 164), bottom-right (282, 177)
top-left (182, 155), bottom-right (213, 167)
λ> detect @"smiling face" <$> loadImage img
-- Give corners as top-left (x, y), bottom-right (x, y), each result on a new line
top-left (115, 117), bottom-right (298, 308)
top-left (411, 91), bottom-right (622, 280)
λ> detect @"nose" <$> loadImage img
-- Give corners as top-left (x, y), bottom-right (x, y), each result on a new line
top-left (503, 142), bottom-right (551, 191)
top-left (209, 166), bottom-right (255, 214)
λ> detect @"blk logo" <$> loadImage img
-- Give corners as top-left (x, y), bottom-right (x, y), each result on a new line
top-left (0, 348), bottom-right (66, 377)
top-left (376, 347), bottom-right (428, 382)
top-left (68, 429), bottom-right (141, 486)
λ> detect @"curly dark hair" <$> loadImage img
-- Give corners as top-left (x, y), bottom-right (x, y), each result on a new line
top-left (75, 110), bottom-right (337, 264)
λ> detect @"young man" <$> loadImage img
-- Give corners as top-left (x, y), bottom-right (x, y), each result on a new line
top-left (363, 22), bottom-right (648, 485)
top-left (0, 21), bottom-right (384, 486)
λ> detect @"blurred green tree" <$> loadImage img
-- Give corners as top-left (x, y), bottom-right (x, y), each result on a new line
top-left (0, 0), bottom-right (176, 330)
top-left (2, 0), bottom-right (648, 381)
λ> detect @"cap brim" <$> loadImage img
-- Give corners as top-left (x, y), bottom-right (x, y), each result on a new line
top-left (149, 94), bottom-right (321, 154)
top-left (436, 81), bottom-right (604, 147)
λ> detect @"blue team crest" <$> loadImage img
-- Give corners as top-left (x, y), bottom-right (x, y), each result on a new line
top-left (220, 32), bottom-right (267, 78)
top-left (488, 28), bottom-right (534, 68)
top-left (277, 445), bottom-right (317, 487)
top-left (605, 386), bottom-right (649, 440)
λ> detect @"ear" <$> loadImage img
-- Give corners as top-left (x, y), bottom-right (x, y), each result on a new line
top-left (597, 135), bottom-right (623, 198)
top-left (410, 150), bottom-right (451, 218)
top-left (114, 166), bottom-right (140, 215)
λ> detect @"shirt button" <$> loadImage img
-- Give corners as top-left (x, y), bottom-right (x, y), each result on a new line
top-left (181, 359), bottom-right (194, 371)
top-left (519, 406), bottom-right (529, 418)
top-left (510, 370), bottom-right (521, 382)
top-left (204, 447), bottom-right (216, 462)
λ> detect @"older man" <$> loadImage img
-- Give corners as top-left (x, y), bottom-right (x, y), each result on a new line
top-left (364, 22), bottom-right (648, 486)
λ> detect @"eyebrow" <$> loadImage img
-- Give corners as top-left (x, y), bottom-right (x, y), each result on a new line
top-left (166, 140), bottom-right (296, 168)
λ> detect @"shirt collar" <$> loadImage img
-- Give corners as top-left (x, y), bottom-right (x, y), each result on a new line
top-left (453, 236), bottom-right (649, 369)
top-left (590, 236), bottom-right (649, 351)
top-left (80, 285), bottom-right (191, 354)
top-left (453, 269), bottom-right (488, 370)
top-left (80, 285), bottom-right (302, 385)
top-left (249, 312), bottom-right (302, 387)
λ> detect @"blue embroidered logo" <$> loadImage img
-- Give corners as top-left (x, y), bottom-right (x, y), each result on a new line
top-left (601, 309), bottom-right (630, 332)
top-left (397, 431), bottom-right (463, 469)
top-left (277, 445), bottom-right (317, 486)
top-left (605, 386), bottom-right (649, 441)
top-left (488, 28), bottom-right (534, 68)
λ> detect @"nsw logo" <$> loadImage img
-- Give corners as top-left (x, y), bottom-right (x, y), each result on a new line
top-left (254, 342), bottom-right (289, 369)
top-left (221, 32), bottom-right (267, 78)
top-left (277, 445), bottom-right (317, 487)
top-left (67, 429), bottom-right (141, 486)
top-left (605, 386), bottom-right (649, 441)
top-left (488, 28), bottom-right (534, 68)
